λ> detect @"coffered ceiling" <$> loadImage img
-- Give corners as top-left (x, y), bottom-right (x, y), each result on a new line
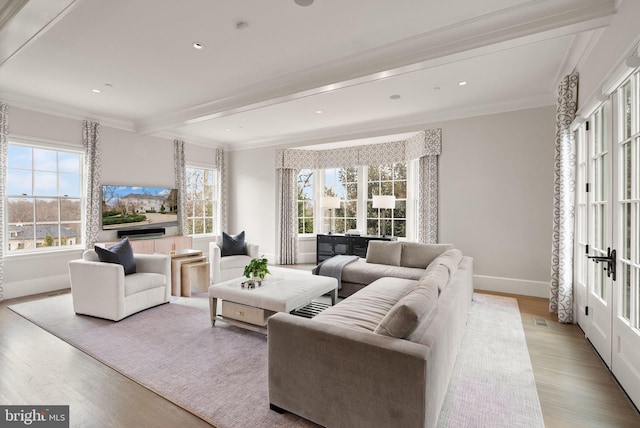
top-left (0, 0), bottom-right (617, 149)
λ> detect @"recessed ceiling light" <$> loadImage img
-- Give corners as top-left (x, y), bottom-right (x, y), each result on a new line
top-left (389, 94), bottom-right (401, 100)
top-left (225, 128), bottom-right (231, 131)
top-left (295, 0), bottom-right (314, 6)
top-left (458, 81), bottom-right (467, 86)
top-left (193, 42), bottom-right (205, 49)
top-left (91, 89), bottom-right (101, 93)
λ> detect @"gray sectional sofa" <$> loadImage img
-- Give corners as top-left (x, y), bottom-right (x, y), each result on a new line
top-left (335, 241), bottom-right (455, 297)
top-left (268, 242), bottom-right (474, 428)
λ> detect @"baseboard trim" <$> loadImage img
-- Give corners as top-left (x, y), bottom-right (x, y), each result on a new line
top-left (297, 252), bottom-right (317, 265)
top-left (3, 274), bottom-right (70, 300)
top-left (474, 275), bottom-right (549, 299)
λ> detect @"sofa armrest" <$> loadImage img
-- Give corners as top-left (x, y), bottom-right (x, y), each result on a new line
top-left (246, 242), bottom-right (259, 258)
top-left (268, 313), bottom-right (430, 428)
top-left (209, 242), bottom-right (222, 284)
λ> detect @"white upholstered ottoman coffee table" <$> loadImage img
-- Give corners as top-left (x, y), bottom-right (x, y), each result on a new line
top-left (208, 266), bottom-right (338, 334)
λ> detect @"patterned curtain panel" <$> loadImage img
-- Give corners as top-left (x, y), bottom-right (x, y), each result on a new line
top-left (550, 73), bottom-right (579, 323)
top-left (0, 103), bottom-right (8, 301)
top-left (215, 148), bottom-right (228, 233)
top-left (418, 155), bottom-right (439, 243)
top-left (82, 121), bottom-right (102, 249)
top-left (277, 168), bottom-right (298, 264)
top-left (174, 140), bottom-right (188, 236)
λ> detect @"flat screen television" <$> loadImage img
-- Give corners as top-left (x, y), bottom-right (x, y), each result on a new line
top-left (101, 185), bottom-right (178, 231)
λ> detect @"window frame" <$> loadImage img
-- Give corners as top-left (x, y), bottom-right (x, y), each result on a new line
top-left (297, 162), bottom-right (415, 240)
top-left (185, 164), bottom-right (220, 237)
top-left (5, 139), bottom-right (85, 254)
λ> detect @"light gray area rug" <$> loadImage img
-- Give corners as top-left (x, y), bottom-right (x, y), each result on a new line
top-left (10, 292), bottom-right (543, 428)
top-left (437, 293), bottom-right (545, 428)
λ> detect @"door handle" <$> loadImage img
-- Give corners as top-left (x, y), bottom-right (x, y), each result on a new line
top-left (587, 247), bottom-right (616, 281)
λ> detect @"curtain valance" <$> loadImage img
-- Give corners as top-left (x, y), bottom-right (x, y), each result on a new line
top-left (275, 129), bottom-right (442, 170)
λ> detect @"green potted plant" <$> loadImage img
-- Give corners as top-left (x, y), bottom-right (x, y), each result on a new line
top-left (243, 256), bottom-right (270, 287)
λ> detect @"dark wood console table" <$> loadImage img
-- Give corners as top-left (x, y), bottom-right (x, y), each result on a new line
top-left (316, 234), bottom-right (397, 264)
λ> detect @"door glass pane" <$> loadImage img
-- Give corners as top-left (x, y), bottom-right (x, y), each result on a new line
top-left (622, 263), bottom-right (631, 321)
top-left (623, 141), bottom-right (632, 200)
top-left (623, 80), bottom-right (632, 139)
top-left (623, 203), bottom-right (631, 260)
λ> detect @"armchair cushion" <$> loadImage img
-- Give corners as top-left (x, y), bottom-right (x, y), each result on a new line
top-left (221, 231), bottom-right (247, 257)
top-left (95, 237), bottom-right (136, 275)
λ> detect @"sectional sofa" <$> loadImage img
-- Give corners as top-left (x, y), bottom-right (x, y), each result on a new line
top-left (268, 242), bottom-right (473, 428)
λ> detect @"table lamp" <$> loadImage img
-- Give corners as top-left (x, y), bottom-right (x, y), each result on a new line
top-left (372, 195), bottom-right (396, 237)
top-left (322, 196), bottom-right (341, 234)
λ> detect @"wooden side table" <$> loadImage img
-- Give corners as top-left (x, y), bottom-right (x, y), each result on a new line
top-left (170, 250), bottom-right (210, 297)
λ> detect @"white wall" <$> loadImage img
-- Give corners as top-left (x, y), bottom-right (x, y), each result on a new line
top-left (3, 106), bottom-right (218, 299)
top-left (228, 106), bottom-right (556, 297)
top-left (435, 106), bottom-right (556, 297)
top-left (228, 146), bottom-right (279, 262)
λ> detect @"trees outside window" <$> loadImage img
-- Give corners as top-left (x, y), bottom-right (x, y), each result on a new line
top-left (6, 143), bottom-right (83, 252)
top-left (297, 169), bottom-right (314, 234)
top-left (297, 163), bottom-right (408, 238)
top-left (186, 166), bottom-right (218, 235)
top-left (367, 163), bottom-right (407, 237)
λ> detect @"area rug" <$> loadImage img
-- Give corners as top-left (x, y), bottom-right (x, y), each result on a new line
top-left (437, 293), bottom-right (545, 427)
top-left (9, 292), bottom-right (543, 428)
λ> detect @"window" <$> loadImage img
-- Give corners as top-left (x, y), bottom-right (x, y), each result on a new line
top-left (323, 167), bottom-right (358, 234)
top-left (297, 162), bottom-right (411, 238)
top-left (6, 143), bottom-right (83, 252)
top-left (297, 169), bottom-right (314, 234)
top-left (185, 166), bottom-right (219, 235)
top-left (367, 163), bottom-right (407, 237)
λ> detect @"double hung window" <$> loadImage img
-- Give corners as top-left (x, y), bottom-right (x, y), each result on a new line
top-left (6, 142), bottom-right (83, 252)
top-left (185, 166), bottom-right (219, 236)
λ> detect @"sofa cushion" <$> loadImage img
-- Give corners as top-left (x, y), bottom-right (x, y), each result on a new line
top-left (374, 273), bottom-right (439, 338)
top-left (341, 259), bottom-right (426, 285)
top-left (400, 242), bottom-right (453, 269)
top-left (124, 272), bottom-right (167, 296)
top-left (95, 238), bottom-right (136, 275)
top-left (221, 231), bottom-right (247, 257)
top-left (366, 241), bottom-right (402, 266)
top-left (314, 277), bottom-right (417, 332)
top-left (426, 249), bottom-right (463, 278)
top-left (423, 263), bottom-right (451, 294)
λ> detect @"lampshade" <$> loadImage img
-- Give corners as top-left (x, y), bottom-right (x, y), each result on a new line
top-left (321, 196), bottom-right (341, 209)
top-left (372, 195), bottom-right (396, 209)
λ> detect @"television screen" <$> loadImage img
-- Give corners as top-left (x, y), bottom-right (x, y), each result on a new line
top-left (101, 185), bottom-right (178, 231)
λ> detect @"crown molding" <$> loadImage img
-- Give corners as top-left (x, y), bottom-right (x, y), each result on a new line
top-left (0, 90), bottom-right (136, 132)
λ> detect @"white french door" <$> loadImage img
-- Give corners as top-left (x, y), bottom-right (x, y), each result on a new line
top-left (585, 103), bottom-right (613, 367)
top-left (576, 70), bottom-right (640, 408)
top-left (611, 74), bottom-right (640, 407)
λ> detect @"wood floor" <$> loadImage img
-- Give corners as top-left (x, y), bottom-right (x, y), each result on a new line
top-left (1, 289), bottom-right (639, 428)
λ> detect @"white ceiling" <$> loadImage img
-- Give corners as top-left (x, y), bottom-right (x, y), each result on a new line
top-left (0, 0), bottom-right (617, 150)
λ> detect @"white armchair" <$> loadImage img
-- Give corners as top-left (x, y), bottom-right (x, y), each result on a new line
top-left (209, 236), bottom-right (259, 284)
top-left (68, 249), bottom-right (171, 321)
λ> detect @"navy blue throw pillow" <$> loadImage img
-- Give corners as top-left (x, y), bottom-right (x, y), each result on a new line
top-left (221, 231), bottom-right (247, 257)
top-left (95, 237), bottom-right (137, 275)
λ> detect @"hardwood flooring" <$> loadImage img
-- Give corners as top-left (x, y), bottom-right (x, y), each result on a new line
top-left (1, 289), bottom-right (639, 427)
